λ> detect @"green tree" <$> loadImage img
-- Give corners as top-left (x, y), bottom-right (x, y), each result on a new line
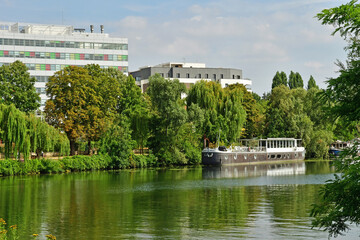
top-left (83, 65), bottom-right (123, 153)
top-left (280, 71), bottom-right (288, 86)
top-left (229, 84), bottom-right (263, 138)
top-left (99, 120), bottom-right (136, 168)
top-left (147, 74), bottom-right (188, 164)
top-left (271, 71), bottom-right (287, 89)
top-left (307, 75), bottom-right (318, 90)
top-left (45, 66), bottom-right (103, 155)
top-left (288, 71), bottom-right (304, 89)
top-left (265, 85), bottom-right (313, 148)
top-left (130, 100), bottom-right (150, 154)
top-left (0, 61), bottom-right (40, 113)
top-left (311, 1), bottom-right (360, 237)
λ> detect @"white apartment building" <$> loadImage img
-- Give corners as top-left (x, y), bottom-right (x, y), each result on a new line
top-left (0, 22), bottom-right (128, 111)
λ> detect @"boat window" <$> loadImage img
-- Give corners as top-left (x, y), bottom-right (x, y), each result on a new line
top-left (277, 154), bottom-right (282, 159)
top-left (271, 154), bottom-right (275, 159)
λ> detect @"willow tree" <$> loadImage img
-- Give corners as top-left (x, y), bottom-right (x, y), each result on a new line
top-left (0, 104), bottom-right (28, 159)
top-left (186, 80), bottom-right (247, 144)
top-left (0, 104), bottom-right (69, 160)
top-left (27, 113), bottom-right (70, 157)
top-left (227, 84), bottom-right (263, 138)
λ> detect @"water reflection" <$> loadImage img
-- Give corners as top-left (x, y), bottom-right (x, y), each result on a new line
top-left (203, 162), bottom-right (306, 179)
top-left (0, 162), bottom-right (357, 240)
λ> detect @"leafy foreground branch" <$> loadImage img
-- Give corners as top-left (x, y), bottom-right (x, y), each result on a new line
top-left (0, 154), bottom-right (158, 177)
top-left (311, 144), bottom-right (360, 238)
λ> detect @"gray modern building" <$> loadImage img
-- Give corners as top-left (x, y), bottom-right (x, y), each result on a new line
top-left (130, 62), bottom-right (252, 93)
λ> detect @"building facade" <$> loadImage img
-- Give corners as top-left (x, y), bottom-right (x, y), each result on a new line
top-left (0, 22), bottom-right (128, 111)
top-left (130, 62), bottom-right (252, 93)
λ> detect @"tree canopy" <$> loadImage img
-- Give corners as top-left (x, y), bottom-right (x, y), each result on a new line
top-left (0, 61), bottom-right (40, 113)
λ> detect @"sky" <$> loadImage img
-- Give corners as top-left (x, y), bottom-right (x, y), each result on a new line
top-left (0, 0), bottom-right (350, 95)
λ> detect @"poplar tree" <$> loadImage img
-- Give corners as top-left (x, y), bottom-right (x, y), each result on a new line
top-left (288, 71), bottom-right (303, 89)
top-left (271, 71), bottom-right (288, 89)
top-left (307, 75), bottom-right (318, 90)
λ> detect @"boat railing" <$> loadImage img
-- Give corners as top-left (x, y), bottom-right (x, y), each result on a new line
top-left (233, 146), bottom-right (266, 152)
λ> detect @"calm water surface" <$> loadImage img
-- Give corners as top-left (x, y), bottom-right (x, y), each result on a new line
top-left (1, 161), bottom-right (359, 239)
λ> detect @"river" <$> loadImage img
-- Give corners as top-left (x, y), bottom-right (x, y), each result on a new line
top-left (0, 161), bottom-right (359, 239)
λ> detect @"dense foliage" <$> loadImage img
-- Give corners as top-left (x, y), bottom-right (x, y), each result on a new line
top-left (0, 61), bottom-right (40, 113)
top-left (310, 0), bottom-right (360, 237)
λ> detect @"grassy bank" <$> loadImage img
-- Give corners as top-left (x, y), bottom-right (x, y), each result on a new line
top-left (0, 154), bottom-right (158, 176)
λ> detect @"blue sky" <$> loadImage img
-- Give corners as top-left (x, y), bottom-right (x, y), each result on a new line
top-left (1, 0), bottom-right (350, 94)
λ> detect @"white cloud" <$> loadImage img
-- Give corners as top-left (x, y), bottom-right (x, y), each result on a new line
top-left (111, 1), bottom-right (347, 94)
top-left (117, 16), bottom-right (147, 29)
top-left (304, 61), bottom-right (324, 70)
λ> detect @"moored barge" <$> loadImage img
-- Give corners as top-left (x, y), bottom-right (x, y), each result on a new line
top-left (202, 138), bottom-right (305, 165)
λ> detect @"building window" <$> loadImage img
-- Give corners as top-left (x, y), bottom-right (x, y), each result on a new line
top-left (213, 74), bottom-right (216, 80)
top-left (237, 75), bottom-right (241, 79)
top-left (205, 74), bottom-right (209, 79)
top-left (186, 73), bottom-right (190, 78)
top-left (198, 74), bottom-right (201, 78)
top-left (233, 75), bottom-right (235, 79)
top-left (176, 73), bottom-right (180, 78)
top-left (220, 74), bottom-right (224, 79)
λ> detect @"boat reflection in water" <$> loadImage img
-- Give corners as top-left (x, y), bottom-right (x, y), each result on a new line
top-left (202, 161), bottom-right (306, 179)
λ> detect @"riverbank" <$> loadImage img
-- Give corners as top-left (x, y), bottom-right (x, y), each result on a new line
top-left (0, 154), bottom-right (331, 177)
top-left (0, 154), bottom-right (158, 176)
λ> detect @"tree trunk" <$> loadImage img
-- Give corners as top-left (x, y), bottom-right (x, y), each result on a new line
top-left (87, 140), bottom-right (91, 155)
top-left (70, 140), bottom-right (76, 156)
